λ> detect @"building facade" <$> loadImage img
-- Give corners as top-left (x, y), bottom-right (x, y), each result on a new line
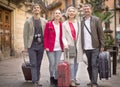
top-left (0, 0), bottom-right (47, 60)
top-left (0, 0), bottom-right (119, 60)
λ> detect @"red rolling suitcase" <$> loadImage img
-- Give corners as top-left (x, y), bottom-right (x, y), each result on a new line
top-left (21, 51), bottom-right (32, 81)
top-left (58, 50), bottom-right (71, 87)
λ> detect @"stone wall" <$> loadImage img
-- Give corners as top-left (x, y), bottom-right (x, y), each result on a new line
top-left (13, 8), bottom-right (31, 57)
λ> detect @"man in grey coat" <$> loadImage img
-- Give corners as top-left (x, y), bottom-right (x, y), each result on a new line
top-left (81, 4), bottom-right (104, 87)
top-left (23, 4), bottom-right (46, 87)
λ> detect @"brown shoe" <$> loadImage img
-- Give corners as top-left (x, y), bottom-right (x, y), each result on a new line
top-left (70, 80), bottom-right (76, 87)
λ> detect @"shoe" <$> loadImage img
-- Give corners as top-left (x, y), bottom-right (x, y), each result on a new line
top-left (33, 83), bottom-right (38, 87)
top-left (37, 83), bottom-right (42, 87)
top-left (33, 82), bottom-right (42, 87)
top-left (70, 80), bottom-right (76, 87)
top-left (50, 77), bottom-right (55, 85)
top-left (87, 81), bottom-right (91, 85)
top-left (92, 84), bottom-right (98, 87)
top-left (75, 80), bottom-right (80, 85)
top-left (54, 79), bottom-right (58, 87)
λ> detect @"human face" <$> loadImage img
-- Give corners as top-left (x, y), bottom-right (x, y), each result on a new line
top-left (68, 8), bottom-right (76, 19)
top-left (32, 5), bottom-right (41, 15)
top-left (83, 6), bottom-right (92, 17)
top-left (54, 10), bottom-right (62, 20)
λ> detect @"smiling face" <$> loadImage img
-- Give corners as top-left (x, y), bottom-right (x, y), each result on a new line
top-left (83, 4), bottom-right (92, 17)
top-left (68, 8), bottom-right (76, 19)
top-left (66, 6), bottom-right (77, 19)
top-left (54, 10), bottom-right (62, 20)
top-left (32, 4), bottom-right (41, 15)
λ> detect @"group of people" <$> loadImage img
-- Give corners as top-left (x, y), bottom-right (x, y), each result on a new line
top-left (23, 3), bottom-right (104, 87)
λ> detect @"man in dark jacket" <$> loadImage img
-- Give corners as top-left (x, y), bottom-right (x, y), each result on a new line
top-left (81, 4), bottom-right (104, 87)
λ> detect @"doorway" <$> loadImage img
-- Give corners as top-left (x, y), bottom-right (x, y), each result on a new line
top-left (0, 7), bottom-right (11, 53)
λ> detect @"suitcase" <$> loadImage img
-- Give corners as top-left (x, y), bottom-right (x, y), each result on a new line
top-left (98, 51), bottom-right (111, 80)
top-left (58, 50), bottom-right (71, 87)
top-left (21, 51), bottom-right (32, 81)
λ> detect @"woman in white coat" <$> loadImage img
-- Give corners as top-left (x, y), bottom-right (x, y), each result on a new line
top-left (62, 6), bottom-right (83, 87)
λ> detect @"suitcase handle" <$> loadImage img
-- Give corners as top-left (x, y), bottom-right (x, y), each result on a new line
top-left (64, 48), bottom-right (70, 62)
top-left (21, 51), bottom-right (29, 66)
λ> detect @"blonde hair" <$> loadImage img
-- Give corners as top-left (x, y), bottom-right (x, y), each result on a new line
top-left (65, 6), bottom-right (78, 19)
top-left (52, 9), bottom-right (62, 20)
top-left (54, 9), bottom-right (61, 15)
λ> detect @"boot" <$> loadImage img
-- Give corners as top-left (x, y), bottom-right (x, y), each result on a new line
top-left (54, 79), bottom-right (58, 87)
top-left (50, 77), bottom-right (54, 85)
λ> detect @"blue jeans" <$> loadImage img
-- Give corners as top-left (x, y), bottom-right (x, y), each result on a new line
top-left (47, 50), bottom-right (62, 79)
top-left (85, 48), bottom-right (99, 85)
top-left (28, 48), bottom-right (44, 83)
top-left (70, 57), bottom-right (78, 80)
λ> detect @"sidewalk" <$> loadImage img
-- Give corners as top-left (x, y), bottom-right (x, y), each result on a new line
top-left (0, 52), bottom-right (120, 87)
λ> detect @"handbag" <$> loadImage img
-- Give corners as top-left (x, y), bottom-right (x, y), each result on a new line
top-left (68, 45), bottom-right (76, 58)
top-left (66, 22), bottom-right (79, 58)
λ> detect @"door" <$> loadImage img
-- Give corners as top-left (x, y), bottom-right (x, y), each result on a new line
top-left (0, 7), bottom-right (11, 52)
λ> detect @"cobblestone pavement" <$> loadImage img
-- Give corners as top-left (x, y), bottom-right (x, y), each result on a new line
top-left (0, 52), bottom-right (120, 87)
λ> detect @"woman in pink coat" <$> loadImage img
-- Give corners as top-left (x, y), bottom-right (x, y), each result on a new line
top-left (44, 10), bottom-right (63, 86)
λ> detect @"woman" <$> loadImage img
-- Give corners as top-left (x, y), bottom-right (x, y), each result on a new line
top-left (44, 10), bottom-right (63, 86)
top-left (62, 6), bottom-right (83, 87)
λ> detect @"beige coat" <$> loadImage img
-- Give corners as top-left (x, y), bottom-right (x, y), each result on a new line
top-left (62, 20), bottom-right (83, 64)
top-left (23, 17), bottom-right (47, 49)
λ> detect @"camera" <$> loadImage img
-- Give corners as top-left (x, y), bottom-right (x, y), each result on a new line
top-left (34, 34), bottom-right (41, 43)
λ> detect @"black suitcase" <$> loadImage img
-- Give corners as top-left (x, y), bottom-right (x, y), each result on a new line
top-left (98, 51), bottom-right (111, 80)
top-left (21, 51), bottom-right (32, 81)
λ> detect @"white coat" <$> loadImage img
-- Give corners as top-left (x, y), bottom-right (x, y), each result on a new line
top-left (62, 20), bottom-right (83, 64)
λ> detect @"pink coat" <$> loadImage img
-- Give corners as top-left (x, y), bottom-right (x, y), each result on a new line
top-left (44, 20), bottom-right (63, 52)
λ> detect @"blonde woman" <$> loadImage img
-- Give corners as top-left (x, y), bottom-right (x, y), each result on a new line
top-left (62, 6), bottom-right (83, 87)
top-left (44, 10), bottom-right (63, 86)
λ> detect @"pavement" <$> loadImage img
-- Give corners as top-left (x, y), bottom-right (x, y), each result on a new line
top-left (0, 52), bottom-right (120, 87)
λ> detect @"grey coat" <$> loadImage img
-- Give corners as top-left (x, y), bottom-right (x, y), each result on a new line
top-left (23, 17), bottom-right (47, 49)
top-left (81, 16), bottom-right (104, 49)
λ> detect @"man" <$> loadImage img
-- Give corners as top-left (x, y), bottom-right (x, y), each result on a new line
top-left (81, 4), bottom-right (104, 87)
top-left (23, 4), bottom-right (46, 87)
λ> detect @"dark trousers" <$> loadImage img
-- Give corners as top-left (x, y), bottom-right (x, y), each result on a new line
top-left (28, 47), bottom-right (44, 83)
top-left (85, 48), bottom-right (99, 85)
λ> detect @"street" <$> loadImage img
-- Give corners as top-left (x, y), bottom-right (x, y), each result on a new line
top-left (0, 52), bottom-right (120, 87)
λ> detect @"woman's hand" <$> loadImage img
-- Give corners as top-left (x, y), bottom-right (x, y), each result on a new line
top-left (45, 48), bottom-right (49, 51)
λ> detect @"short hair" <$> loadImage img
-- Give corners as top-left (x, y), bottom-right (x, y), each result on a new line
top-left (31, 3), bottom-right (40, 10)
top-left (83, 4), bottom-right (92, 9)
top-left (65, 6), bottom-right (78, 19)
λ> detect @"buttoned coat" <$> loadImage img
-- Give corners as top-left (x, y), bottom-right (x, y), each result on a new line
top-left (23, 17), bottom-right (47, 49)
top-left (62, 20), bottom-right (83, 64)
top-left (81, 16), bottom-right (104, 49)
